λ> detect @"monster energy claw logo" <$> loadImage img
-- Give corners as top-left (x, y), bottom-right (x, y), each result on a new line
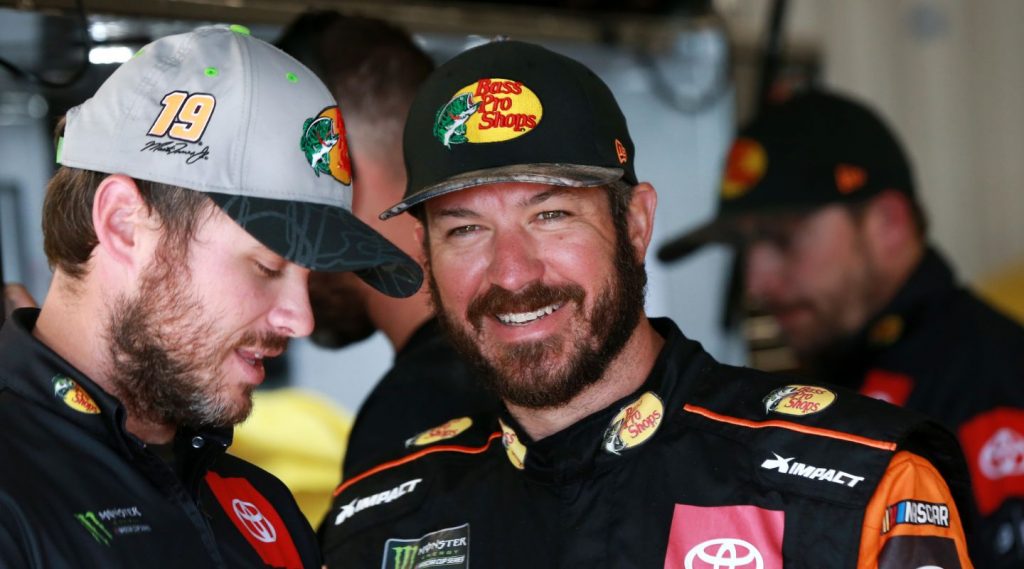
top-left (434, 93), bottom-right (479, 148)
top-left (301, 115), bottom-right (340, 176)
top-left (390, 544), bottom-right (419, 569)
top-left (76, 512), bottom-right (114, 546)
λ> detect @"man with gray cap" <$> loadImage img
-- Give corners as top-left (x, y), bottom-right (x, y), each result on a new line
top-left (658, 88), bottom-right (1024, 568)
top-left (0, 25), bottom-right (420, 567)
top-left (322, 41), bottom-right (972, 567)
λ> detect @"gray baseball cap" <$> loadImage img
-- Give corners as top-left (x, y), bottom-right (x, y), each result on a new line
top-left (59, 25), bottom-right (422, 298)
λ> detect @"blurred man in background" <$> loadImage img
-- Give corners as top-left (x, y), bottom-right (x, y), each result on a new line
top-left (277, 12), bottom-right (499, 478)
top-left (659, 89), bottom-right (1024, 567)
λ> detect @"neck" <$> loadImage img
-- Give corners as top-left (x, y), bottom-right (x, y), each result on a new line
top-left (507, 316), bottom-right (665, 441)
top-left (34, 273), bottom-right (176, 444)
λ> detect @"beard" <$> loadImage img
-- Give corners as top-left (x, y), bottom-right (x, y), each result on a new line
top-left (308, 270), bottom-right (376, 349)
top-left (432, 226), bottom-right (647, 410)
top-left (105, 249), bottom-right (287, 430)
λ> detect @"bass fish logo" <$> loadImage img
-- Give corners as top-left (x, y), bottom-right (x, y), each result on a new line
top-left (52, 375), bottom-right (101, 414)
top-left (602, 392), bottom-right (664, 455)
top-left (721, 138), bottom-right (767, 200)
top-left (763, 384), bottom-right (836, 417)
top-left (433, 78), bottom-right (543, 149)
top-left (300, 106), bottom-right (352, 185)
top-left (405, 417), bottom-right (474, 448)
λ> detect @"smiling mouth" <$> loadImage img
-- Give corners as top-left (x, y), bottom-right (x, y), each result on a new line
top-left (236, 349), bottom-right (267, 367)
top-left (496, 303), bottom-right (563, 326)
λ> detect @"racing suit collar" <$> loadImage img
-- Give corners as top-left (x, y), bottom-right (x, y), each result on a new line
top-left (810, 246), bottom-right (957, 385)
top-left (496, 317), bottom-right (708, 482)
top-left (0, 308), bottom-right (232, 467)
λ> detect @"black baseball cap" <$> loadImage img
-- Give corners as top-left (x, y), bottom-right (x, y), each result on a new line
top-left (657, 89), bottom-right (917, 262)
top-left (380, 39), bottom-right (638, 220)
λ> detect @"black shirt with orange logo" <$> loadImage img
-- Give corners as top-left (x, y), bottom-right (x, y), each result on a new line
top-left (811, 248), bottom-right (1024, 568)
top-left (321, 318), bottom-right (974, 568)
top-left (0, 309), bottom-right (321, 568)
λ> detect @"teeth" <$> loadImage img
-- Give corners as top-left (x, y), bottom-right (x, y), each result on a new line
top-left (497, 303), bottom-right (561, 325)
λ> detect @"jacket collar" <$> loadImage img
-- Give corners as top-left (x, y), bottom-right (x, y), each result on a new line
top-left (494, 317), bottom-right (711, 482)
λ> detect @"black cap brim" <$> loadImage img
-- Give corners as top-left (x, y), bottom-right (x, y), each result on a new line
top-left (657, 219), bottom-right (734, 263)
top-left (209, 193), bottom-right (424, 298)
top-left (379, 163), bottom-right (624, 220)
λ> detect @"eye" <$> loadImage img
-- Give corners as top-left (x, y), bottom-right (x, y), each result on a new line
top-left (537, 210), bottom-right (568, 221)
top-left (447, 224), bottom-right (481, 238)
top-left (255, 261), bottom-right (283, 278)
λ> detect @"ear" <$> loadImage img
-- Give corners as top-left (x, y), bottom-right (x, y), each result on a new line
top-left (91, 175), bottom-right (157, 272)
top-left (863, 190), bottom-right (917, 253)
top-left (625, 182), bottom-right (658, 263)
top-left (413, 217), bottom-right (430, 265)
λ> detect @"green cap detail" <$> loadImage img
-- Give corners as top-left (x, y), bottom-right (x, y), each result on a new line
top-left (229, 24), bottom-right (251, 36)
top-left (286, 72), bottom-right (298, 84)
top-left (205, 67), bottom-right (219, 77)
top-left (133, 48), bottom-right (144, 58)
top-left (56, 137), bottom-right (64, 164)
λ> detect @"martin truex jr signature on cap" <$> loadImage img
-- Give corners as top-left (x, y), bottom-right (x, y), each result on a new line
top-left (380, 39), bottom-right (638, 220)
top-left (59, 24), bottom-right (422, 298)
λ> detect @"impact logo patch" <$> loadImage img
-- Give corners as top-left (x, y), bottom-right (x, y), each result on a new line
top-left (499, 419), bottom-right (527, 470)
top-left (74, 506), bottom-right (151, 546)
top-left (763, 384), bottom-right (836, 417)
top-left (406, 417), bottom-right (473, 448)
top-left (721, 138), bottom-right (766, 200)
top-left (433, 78), bottom-right (542, 148)
top-left (882, 500), bottom-right (950, 534)
top-left (333, 478), bottom-right (423, 526)
top-left (141, 91), bottom-right (214, 164)
top-left (602, 391), bottom-right (664, 455)
top-left (52, 375), bottom-right (100, 415)
top-left (300, 106), bottom-right (352, 185)
top-left (760, 452), bottom-right (865, 488)
top-left (382, 524), bottom-right (470, 569)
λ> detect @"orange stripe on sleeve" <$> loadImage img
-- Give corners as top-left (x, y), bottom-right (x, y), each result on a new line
top-left (857, 451), bottom-right (973, 569)
top-left (682, 404), bottom-right (897, 451)
top-left (333, 432), bottom-right (502, 497)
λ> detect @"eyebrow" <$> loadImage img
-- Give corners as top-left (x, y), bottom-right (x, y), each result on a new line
top-left (520, 187), bottom-right (574, 207)
top-left (432, 206), bottom-right (479, 220)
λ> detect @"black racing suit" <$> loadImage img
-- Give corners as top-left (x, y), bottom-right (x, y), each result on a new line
top-left (342, 318), bottom-right (500, 478)
top-left (322, 318), bottom-right (973, 568)
top-left (0, 309), bottom-right (321, 568)
top-left (811, 247), bottom-right (1024, 567)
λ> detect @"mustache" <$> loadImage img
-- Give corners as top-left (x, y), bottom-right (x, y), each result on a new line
top-left (467, 282), bottom-right (585, 331)
top-left (235, 330), bottom-right (290, 355)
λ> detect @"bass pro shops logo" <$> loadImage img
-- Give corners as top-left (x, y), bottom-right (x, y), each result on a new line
top-left (602, 392), bottom-right (664, 455)
top-left (300, 106), bottom-right (352, 185)
top-left (433, 78), bottom-right (542, 148)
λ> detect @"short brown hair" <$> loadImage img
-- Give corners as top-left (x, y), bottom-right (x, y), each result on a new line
top-left (44, 118), bottom-right (213, 279)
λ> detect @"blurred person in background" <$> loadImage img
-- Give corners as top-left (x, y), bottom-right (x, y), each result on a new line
top-left (0, 25), bottom-right (421, 567)
top-left (660, 88), bottom-right (1024, 567)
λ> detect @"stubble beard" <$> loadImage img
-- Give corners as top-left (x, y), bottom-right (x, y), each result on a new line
top-left (432, 229), bottom-right (647, 410)
top-left (105, 249), bottom-right (286, 430)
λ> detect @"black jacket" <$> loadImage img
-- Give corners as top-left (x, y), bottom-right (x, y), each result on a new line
top-left (813, 248), bottom-right (1024, 567)
top-left (0, 309), bottom-right (321, 568)
top-left (342, 318), bottom-right (500, 478)
top-left (322, 318), bottom-right (973, 568)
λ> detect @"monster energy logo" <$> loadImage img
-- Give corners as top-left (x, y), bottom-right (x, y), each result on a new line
top-left (390, 544), bottom-right (419, 569)
top-left (75, 512), bottom-right (113, 546)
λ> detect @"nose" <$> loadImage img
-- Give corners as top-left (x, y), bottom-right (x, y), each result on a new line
top-left (268, 269), bottom-right (315, 338)
top-left (744, 242), bottom-right (786, 303)
top-left (485, 227), bottom-right (544, 293)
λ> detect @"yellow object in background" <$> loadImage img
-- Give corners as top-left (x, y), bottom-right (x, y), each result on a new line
top-left (230, 388), bottom-right (352, 528)
top-left (976, 261), bottom-right (1024, 325)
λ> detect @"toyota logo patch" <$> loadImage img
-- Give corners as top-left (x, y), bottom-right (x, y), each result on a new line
top-left (684, 538), bottom-right (763, 569)
top-left (232, 498), bottom-right (278, 543)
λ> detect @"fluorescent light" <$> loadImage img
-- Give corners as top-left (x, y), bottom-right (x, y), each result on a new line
top-left (88, 46), bottom-right (134, 65)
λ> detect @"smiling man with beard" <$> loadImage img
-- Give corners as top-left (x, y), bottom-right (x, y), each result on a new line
top-left (322, 41), bottom-right (973, 568)
top-left (0, 26), bottom-right (421, 568)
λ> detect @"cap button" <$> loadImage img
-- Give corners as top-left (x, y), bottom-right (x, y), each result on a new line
top-left (229, 24), bottom-right (251, 36)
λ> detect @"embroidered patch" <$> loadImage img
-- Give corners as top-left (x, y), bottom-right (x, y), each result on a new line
top-left (300, 106), bottom-right (352, 185)
top-left (140, 91), bottom-right (214, 164)
top-left (433, 78), bottom-right (542, 148)
top-left (332, 478), bottom-right (423, 527)
top-left (602, 391), bottom-right (664, 455)
top-left (959, 408), bottom-right (1024, 515)
top-left (859, 369), bottom-right (914, 407)
top-left (763, 384), bottom-right (836, 417)
top-left (882, 500), bottom-right (950, 534)
top-left (382, 523), bottom-right (470, 569)
top-left (206, 472), bottom-right (303, 569)
top-left (73, 505), bottom-right (151, 546)
top-left (499, 419), bottom-right (527, 470)
top-left (52, 375), bottom-right (100, 415)
top-left (405, 417), bottom-right (473, 448)
top-left (663, 504), bottom-right (784, 569)
top-left (869, 315), bottom-right (904, 345)
top-left (721, 138), bottom-right (767, 199)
